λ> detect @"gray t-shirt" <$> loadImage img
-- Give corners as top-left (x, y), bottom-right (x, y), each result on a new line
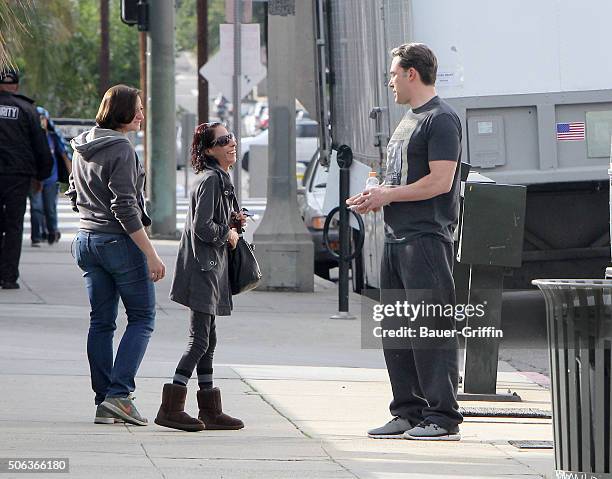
top-left (383, 96), bottom-right (462, 244)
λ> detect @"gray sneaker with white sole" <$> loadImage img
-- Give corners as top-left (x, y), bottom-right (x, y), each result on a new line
top-left (100, 395), bottom-right (148, 426)
top-left (94, 404), bottom-right (125, 424)
top-left (403, 419), bottom-right (461, 441)
top-left (367, 417), bottom-right (413, 439)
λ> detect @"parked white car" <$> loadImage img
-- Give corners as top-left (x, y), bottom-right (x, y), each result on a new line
top-left (240, 118), bottom-right (319, 172)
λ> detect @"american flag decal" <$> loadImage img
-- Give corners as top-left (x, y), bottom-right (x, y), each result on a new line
top-left (556, 122), bottom-right (585, 141)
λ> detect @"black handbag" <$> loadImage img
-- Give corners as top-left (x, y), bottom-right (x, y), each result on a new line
top-left (227, 192), bottom-right (262, 295)
top-left (229, 236), bottom-right (262, 295)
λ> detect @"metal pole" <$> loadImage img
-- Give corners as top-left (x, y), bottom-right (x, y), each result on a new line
top-left (139, 31), bottom-right (147, 171)
top-left (197, 0), bottom-right (209, 124)
top-left (338, 165), bottom-right (350, 312)
top-left (232, 0), bottom-right (242, 203)
top-left (182, 112), bottom-right (196, 198)
top-left (331, 145), bottom-right (356, 319)
top-left (607, 151), bottom-right (612, 278)
top-left (146, 0), bottom-right (177, 237)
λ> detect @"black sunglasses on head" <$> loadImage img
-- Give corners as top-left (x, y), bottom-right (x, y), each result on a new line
top-left (211, 132), bottom-right (235, 147)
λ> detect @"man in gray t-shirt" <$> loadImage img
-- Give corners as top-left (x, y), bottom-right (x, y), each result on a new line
top-left (348, 43), bottom-right (463, 441)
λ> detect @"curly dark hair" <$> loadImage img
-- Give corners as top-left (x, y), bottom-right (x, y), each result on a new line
top-left (191, 122), bottom-right (223, 174)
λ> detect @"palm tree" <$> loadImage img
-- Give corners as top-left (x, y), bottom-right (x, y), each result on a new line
top-left (13, 0), bottom-right (74, 95)
top-left (0, 0), bottom-right (32, 70)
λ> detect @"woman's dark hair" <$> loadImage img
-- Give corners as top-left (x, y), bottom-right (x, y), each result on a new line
top-left (191, 122), bottom-right (222, 174)
top-left (95, 84), bottom-right (141, 130)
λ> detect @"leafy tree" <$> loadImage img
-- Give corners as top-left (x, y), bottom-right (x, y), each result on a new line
top-left (6, 0), bottom-right (139, 118)
top-left (176, 0), bottom-right (266, 55)
top-left (0, 0), bottom-right (32, 70)
top-left (177, 0), bottom-right (227, 54)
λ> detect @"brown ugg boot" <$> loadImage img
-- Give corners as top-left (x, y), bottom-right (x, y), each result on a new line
top-left (154, 383), bottom-right (205, 432)
top-left (197, 387), bottom-right (244, 430)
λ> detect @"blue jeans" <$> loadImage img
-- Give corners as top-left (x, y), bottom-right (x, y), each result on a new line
top-left (73, 231), bottom-right (156, 405)
top-left (29, 183), bottom-right (59, 241)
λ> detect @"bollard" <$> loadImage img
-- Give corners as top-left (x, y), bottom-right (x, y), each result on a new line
top-left (323, 145), bottom-right (364, 320)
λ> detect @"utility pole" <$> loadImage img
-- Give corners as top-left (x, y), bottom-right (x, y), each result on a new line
top-left (146, 0), bottom-right (177, 237)
top-left (232, 0), bottom-right (242, 203)
top-left (253, 0), bottom-right (314, 292)
top-left (139, 31), bottom-right (147, 169)
top-left (197, 0), bottom-right (209, 124)
top-left (99, 0), bottom-right (110, 96)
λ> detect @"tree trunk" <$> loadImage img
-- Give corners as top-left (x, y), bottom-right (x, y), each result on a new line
top-left (197, 0), bottom-right (208, 124)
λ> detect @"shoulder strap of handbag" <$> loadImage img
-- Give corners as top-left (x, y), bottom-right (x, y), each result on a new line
top-left (211, 168), bottom-right (240, 213)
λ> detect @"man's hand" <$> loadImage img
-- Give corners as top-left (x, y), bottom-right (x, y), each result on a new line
top-left (228, 228), bottom-right (239, 250)
top-left (346, 187), bottom-right (390, 214)
top-left (31, 179), bottom-right (43, 193)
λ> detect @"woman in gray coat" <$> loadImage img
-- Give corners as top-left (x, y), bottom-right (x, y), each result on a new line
top-left (155, 122), bottom-right (245, 432)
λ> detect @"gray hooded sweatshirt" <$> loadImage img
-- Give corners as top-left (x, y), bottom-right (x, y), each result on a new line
top-left (66, 127), bottom-right (151, 234)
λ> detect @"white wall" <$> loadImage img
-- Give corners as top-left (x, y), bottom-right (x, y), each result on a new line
top-left (411, 0), bottom-right (612, 97)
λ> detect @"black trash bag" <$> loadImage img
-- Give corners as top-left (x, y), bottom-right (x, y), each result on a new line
top-left (229, 237), bottom-right (262, 295)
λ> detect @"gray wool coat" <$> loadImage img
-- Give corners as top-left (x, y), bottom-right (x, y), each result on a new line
top-left (170, 164), bottom-right (235, 316)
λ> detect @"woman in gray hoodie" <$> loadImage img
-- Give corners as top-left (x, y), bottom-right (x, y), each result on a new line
top-left (67, 85), bottom-right (165, 426)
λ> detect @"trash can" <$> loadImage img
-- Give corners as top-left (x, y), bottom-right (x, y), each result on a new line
top-left (532, 279), bottom-right (612, 478)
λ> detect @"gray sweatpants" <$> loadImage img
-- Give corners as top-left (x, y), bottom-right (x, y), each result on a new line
top-left (380, 235), bottom-right (463, 431)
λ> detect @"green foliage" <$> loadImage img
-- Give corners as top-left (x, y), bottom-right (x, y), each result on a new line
top-left (176, 0), bottom-right (197, 53)
top-left (176, 0), bottom-right (266, 55)
top-left (5, 0), bottom-right (266, 118)
top-left (10, 0), bottom-right (140, 118)
top-left (0, 0), bottom-right (33, 70)
top-left (177, 0), bottom-right (227, 55)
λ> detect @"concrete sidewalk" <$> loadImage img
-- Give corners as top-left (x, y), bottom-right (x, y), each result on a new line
top-left (0, 241), bottom-right (554, 478)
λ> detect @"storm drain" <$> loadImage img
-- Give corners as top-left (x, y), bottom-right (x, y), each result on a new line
top-left (460, 407), bottom-right (551, 418)
top-left (508, 440), bottom-right (554, 449)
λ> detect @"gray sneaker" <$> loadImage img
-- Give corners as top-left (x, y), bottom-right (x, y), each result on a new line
top-left (367, 417), bottom-right (413, 439)
top-left (100, 395), bottom-right (148, 426)
top-left (403, 419), bottom-right (461, 441)
top-left (94, 404), bottom-right (125, 424)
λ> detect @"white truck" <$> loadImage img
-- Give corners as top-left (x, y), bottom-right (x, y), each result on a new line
top-left (305, 0), bottom-right (612, 290)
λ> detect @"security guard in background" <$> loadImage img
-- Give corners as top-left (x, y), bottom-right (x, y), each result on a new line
top-left (0, 68), bottom-right (53, 289)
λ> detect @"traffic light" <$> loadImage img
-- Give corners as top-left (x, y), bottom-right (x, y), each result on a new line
top-left (121, 0), bottom-right (149, 31)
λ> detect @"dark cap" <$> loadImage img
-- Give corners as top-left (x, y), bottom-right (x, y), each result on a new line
top-left (0, 68), bottom-right (19, 84)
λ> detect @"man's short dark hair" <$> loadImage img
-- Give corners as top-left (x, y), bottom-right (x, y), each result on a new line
top-left (391, 43), bottom-right (438, 86)
top-left (95, 84), bottom-right (141, 130)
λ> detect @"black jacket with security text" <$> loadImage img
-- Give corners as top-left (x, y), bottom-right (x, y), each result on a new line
top-left (0, 91), bottom-right (53, 179)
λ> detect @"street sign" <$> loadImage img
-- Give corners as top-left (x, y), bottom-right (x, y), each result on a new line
top-left (219, 24), bottom-right (262, 76)
top-left (199, 52), bottom-right (266, 100)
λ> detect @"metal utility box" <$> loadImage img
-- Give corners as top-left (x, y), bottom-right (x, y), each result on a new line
top-left (458, 183), bottom-right (527, 268)
top-left (467, 116), bottom-right (507, 169)
top-left (455, 179), bottom-right (527, 397)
